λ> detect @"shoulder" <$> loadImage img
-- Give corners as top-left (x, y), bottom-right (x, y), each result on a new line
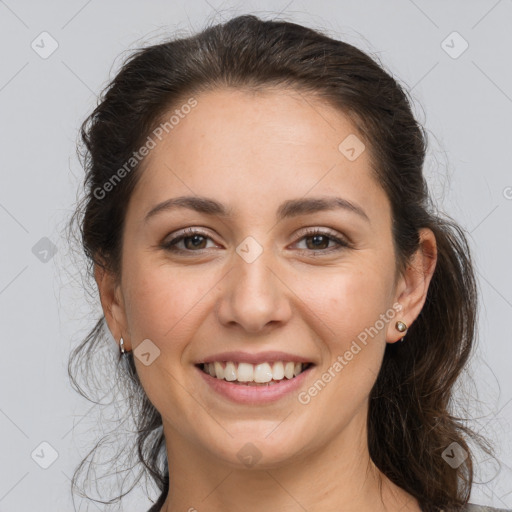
top-left (464, 504), bottom-right (512, 512)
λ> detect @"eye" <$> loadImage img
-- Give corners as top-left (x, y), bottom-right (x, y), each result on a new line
top-left (161, 228), bottom-right (217, 253)
top-left (293, 228), bottom-right (350, 255)
top-left (161, 227), bottom-right (351, 255)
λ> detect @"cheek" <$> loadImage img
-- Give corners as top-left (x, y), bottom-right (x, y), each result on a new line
top-left (305, 270), bottom-right (391, 401)
top-left (123, 259), bottom-right (220, 346)
top-left (300, 261), bottom-right (393, 339)
top-left (122, 263), bottom-right (186, 339)
top-left (298, 262), bottom-right (393, 402)
top-left (121, 263), bottom-right (205, 415)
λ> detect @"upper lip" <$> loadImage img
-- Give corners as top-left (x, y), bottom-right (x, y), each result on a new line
top-left (195, 351), bottom-right (315, 366)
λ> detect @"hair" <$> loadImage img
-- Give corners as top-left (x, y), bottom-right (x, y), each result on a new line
top-left (67, 14), bottom-right (498, 512)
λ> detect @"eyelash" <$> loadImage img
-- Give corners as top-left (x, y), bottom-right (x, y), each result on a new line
top-left (161, 227), bottom-right (351, 256)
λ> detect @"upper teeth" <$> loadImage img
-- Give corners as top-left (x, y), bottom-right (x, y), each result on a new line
top-left (203, 361), bottom-right (307, 382)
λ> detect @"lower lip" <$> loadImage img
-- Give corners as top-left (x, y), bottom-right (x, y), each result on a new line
top-left (196, 365), bottom-right (314, 404)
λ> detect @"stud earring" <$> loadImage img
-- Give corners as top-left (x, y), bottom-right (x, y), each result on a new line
top-left (119, 337), bottom-right (126, 355)
top-left (396, 321), bottom-right (407, 332)
top-left (395, 321), bottom-right (408, 342)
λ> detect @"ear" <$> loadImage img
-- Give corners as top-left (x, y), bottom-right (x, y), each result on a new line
top-left (94, 263), bottom-right (130, 351)
top-left (387, 227), bottom-right (437, 344)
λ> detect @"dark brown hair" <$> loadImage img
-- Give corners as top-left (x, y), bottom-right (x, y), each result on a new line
top-left (68, 14), bottom-right (496, 511)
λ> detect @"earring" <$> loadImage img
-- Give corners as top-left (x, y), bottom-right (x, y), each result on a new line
top-left (119, 337), bottom-right (126, 355)
top-left (395, 321), bottom-right (408, 342)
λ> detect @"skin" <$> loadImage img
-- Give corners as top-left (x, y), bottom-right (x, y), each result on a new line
top-left (96, 87), bottom-right (437, 512)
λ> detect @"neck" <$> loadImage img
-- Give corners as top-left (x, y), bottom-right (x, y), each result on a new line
top-left (158, 411), bottom-right (420, 512)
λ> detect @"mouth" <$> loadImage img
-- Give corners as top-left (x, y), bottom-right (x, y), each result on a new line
top-left (196, 361), bottom-right (315, 386)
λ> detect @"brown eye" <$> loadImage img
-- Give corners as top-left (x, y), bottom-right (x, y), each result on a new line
top-left (304, 234), bottom-right (331, 250)
top-left (181, 234), bottom-right (208, 250)
top-left (162, 228), bottom-right (216, 253)
top-left (294, 228), bottom-right (350, 255)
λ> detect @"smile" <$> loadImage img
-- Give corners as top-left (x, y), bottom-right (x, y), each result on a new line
top-left (195, 360), bottom-right (315, 404)
top-left (198, 361), bottom-right (313, 385)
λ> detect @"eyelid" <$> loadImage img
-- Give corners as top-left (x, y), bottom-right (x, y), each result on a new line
top-left (161, 227), bottom-right (218, 249)
top-left (292, 227), bottom-right (351, 254)
top-left (295, 226), bottom-right (350, 242)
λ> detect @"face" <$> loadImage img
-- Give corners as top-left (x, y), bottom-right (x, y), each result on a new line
top-left (100, 87), bottom-right (432, 470)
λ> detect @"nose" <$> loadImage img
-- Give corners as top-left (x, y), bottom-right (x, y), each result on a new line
top-left (215, 246), bottom-right (292, 334)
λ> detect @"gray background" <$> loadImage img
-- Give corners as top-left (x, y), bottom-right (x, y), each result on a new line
top-left (0, 0), bottom-right (511, 510)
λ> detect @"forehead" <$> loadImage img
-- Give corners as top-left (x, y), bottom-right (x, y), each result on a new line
top-left (156, 87), bottom-right (360, 164)
top-left (127, 87), bottom-right (389, 226)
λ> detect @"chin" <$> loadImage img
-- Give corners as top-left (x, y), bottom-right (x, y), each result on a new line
top-left (205, 431), bottom-right (308, 470)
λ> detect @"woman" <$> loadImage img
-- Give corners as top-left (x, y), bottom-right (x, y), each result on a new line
top-left (68, 14), bottom-right (510, 512)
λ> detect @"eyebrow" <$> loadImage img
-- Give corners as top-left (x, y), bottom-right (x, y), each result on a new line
top-left (144, 195), bottom-right (370, 223)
